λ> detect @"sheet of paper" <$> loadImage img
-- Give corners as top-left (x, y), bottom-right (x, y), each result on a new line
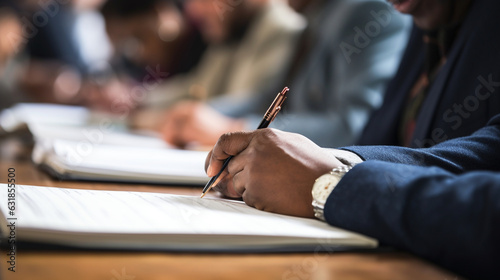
top-left (1, 185), bottom-right (374, 242)
top-left (0, 103), bottom-right (134, 141)
top-left (30, 124), bottom-right (170, 149)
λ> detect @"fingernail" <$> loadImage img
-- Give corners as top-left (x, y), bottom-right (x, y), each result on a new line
top-left (207, 164), bottom-right (213, 175)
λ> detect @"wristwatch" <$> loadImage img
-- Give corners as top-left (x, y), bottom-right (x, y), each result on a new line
top-left (311, 165), bottom-right (353, 221)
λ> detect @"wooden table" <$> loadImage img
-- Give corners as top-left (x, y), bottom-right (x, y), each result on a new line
top-left (0, 140), bottom-right (463, 280)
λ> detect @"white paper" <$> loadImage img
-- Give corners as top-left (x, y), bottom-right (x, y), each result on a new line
top-left (32, 139), bottom-right (209, 184)
top-left (0, 103), bottom-right (90, 132)
top-left (0, 185), bottom-right (377, 250)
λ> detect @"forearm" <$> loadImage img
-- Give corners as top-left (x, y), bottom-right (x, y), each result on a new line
top-left (344, 116), bottom-right (500, 173)
top-left (325, 160), bottom-right (500, 279)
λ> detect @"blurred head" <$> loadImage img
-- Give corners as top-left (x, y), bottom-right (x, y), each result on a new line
top-left (102, 0), bottom-right (184, 66)
top-left (0, 2), bottom-right (23, 66)
top-left (386, 0), bottom-right (471, 30)
top-left (184, 0), bottom-right (269, 44)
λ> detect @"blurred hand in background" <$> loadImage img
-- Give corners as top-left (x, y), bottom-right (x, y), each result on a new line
top-left (161, 100), bottom-right (245, 148)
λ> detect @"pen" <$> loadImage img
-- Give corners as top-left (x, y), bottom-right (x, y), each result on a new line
top-left (201, 87), bottom-right (290, 198)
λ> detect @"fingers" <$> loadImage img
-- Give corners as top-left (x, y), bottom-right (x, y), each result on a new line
top-left (230, 166), bottom-right (247, 197)
top-left (206, 131), bottom-right (255, 177)
top-left (204, 131), bottom-right (256, 199)
top-left (209, 161), bottom-right (247, 199)
top-left (161, 112), bottom-right (178, 145)
top-left (204, 150), bottom-right (213, 173)
top-left (226, 152), bottom-right (248, 196)
top-left (211, 171), bottom-right (241, 198)
top-left (161, 105), bottom-right (190, 146)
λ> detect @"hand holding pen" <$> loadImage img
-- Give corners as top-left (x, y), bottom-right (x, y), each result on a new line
top-left (201, 87), bottom-right (289, 198)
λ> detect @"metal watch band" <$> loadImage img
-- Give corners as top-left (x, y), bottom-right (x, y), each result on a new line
top-left (312, 200), bottom-right (326, 221)
top-left (312, 165), bottom-right (354, 221)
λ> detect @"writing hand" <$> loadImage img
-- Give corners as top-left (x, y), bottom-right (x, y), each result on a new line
top-left (205, 129), bottom-right (345, 218)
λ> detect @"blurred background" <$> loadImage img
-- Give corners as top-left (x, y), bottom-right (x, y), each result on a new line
top-left (0, 0), bottom-right (410, 148)
top-left (0, 0), bottom-right (207, 111)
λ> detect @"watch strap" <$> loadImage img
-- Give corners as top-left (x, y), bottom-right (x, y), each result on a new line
top-left (312, 165), bottom-right (353, 221)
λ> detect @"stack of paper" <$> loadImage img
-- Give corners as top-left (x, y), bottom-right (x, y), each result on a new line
top-left (0, 185), bottom-right (378, 251)
top-left (1, 103), bottom-right (208, 185)
top-left (0, 103), bottom-right (90, 134)
top-left (33, 139), bottom-right (209, 185)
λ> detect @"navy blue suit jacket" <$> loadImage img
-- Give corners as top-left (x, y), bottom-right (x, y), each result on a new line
top-left (328, 114), bottom-right (500, 279)
top-left (357, 0), bottom-right (500, 148)
top-left (27, 7), bottom-right (87, 74)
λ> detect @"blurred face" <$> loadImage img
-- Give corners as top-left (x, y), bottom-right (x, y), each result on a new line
top-left (105, 4), bottom-right (184, 67)
top-left (0, 9), bottom-right (23, 66)
top-left (185, 0), bottom-right (227, 43)
top-left (386, 0), bottom-right (459, 29)
top-left (184, 0), bottom-right (266, 44)
top-left (107, 14), bottom-right (167, 66)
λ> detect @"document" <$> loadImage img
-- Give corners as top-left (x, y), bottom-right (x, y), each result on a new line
top-left (0, 103), bottom-right (160, 147)
top-left (1, 104), bottom-right (207, 185)
top-left (33, 139), bottom-right (209, 185)
top-left (0, 185), bottom-right (377, 251)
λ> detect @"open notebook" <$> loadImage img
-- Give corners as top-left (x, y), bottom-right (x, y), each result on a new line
top-left (32, 139), bottom-right (209, 185)
top-left (0, 185), bottom-right (377, 251)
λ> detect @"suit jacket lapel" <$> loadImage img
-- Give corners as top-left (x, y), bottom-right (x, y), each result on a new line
top-left (411, 39), bottom-right (466, 145)
top-left (377, 27), bottom-right (424, 145)
top-left (357, 26), bottom-right (424, 145)
top-left (411, 0), bottom-right (480, 145)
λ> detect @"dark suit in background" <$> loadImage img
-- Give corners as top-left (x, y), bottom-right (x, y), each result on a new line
top-left (26, 6), bottom-right (88, 74)
top-left (358, 0), bottom-right (500, 148)
top-left (329, 114), bottom-right (500, 279)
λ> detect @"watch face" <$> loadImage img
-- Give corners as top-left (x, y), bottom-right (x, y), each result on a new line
top-left (312, 173), bottom-right (341, 204)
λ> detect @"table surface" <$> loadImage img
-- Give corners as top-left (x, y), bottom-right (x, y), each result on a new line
top-left (0, 140), bottom-right (462, 280)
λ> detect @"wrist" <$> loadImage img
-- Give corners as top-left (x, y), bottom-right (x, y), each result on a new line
top-left (311, 164), bottom-right (353, 221)
top-left (326, 149), bottom-right (364, 166)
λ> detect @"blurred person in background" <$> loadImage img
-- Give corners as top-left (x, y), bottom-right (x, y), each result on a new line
top-left (19, 0), bottom-right (104, 104)
top-left (5, 0), bottom-right (137, 113)
top-left (0, 0), bottom-right (27, 111)
top-left (131, 0), bottom-right (306, 140)
top-left (157, 0), bottom-right (411, 148)
top-left (101, 0), bottom-right (206, 82)
top-left (1, 0), bottom-right (207, 115)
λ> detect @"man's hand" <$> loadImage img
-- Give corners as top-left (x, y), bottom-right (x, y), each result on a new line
top-left (160, 101), bottom-right (245, 148)
top-left (205, 129), bottom-right (345, 218)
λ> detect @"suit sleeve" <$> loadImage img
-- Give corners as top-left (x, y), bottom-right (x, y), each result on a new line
top-left (326, 115), bottom-right (500, 278)
top-left (325, 161), bottom-right (500, 279)
top-left (343, 114), bottom-right (500, 173)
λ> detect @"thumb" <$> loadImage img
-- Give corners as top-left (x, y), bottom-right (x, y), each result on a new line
top-left (206, 131), bottom-right (255, 177)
